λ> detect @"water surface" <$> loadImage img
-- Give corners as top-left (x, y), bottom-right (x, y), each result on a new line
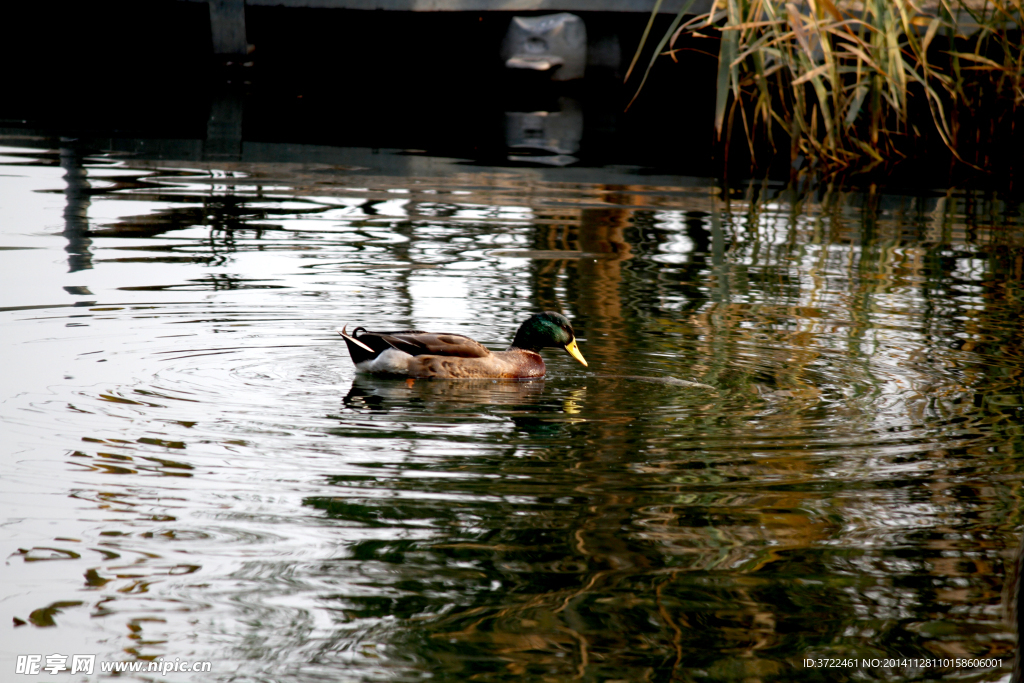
top-left (1, 140), bottom-right (1022, 681)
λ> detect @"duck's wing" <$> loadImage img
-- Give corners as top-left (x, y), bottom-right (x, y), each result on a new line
top-left (339, 327), bottom-right (491, 364)
top-left (382, 331), bottom-right (492, 358)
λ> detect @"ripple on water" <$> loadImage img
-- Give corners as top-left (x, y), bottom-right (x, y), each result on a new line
top-left (2, 150), bottom-right (1021, 681)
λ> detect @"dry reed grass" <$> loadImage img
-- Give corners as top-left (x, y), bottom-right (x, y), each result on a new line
top-left (628, 0), bottom-right (1024, 173)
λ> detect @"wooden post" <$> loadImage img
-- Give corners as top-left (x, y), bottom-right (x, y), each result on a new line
top-left (209, 0), bottom-right (247, 56)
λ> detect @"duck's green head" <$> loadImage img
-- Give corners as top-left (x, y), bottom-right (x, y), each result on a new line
top-left (511, 312), bottom-right (587, 367)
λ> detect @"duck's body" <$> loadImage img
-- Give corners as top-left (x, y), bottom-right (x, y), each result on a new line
top-left (339, 312), bottom-right (586, 379)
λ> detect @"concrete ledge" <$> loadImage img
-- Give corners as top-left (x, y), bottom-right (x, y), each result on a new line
top-left (182, 0), bottom-right (713, 12)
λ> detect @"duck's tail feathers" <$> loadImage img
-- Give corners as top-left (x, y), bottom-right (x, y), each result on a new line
top-left (338, 325), bottom-right (375, 353)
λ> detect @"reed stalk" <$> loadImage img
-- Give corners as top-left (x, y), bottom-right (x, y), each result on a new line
top-left (629, 0), bottom-right (1024, 173)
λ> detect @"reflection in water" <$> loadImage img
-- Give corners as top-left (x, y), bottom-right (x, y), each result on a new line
top-left (60, 141), bottom-right (93, 273)
top-left (204, 88), bottom-right (245, 161)
top-left (344, 375), bottom-right (548, 412)
top-left (1, 145), bottom-right (1023, 681)
top-left (505, 97), bottom-right (583, 165)
top-left (1013, 537), bottom-right (1024, 682)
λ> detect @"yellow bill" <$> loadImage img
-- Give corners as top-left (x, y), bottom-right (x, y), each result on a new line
top-left (564, 337), bottom-right (588, 367)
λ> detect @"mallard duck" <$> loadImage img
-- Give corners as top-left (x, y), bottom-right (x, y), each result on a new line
top-left (338, 311), bottom-right (587, 379)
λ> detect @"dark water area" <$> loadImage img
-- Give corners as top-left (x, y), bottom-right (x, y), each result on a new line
top-left (1, 6), bottom-right (1024, 681)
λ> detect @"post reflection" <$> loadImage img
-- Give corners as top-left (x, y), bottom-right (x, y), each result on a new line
top-left (60, 141), bottom-right (93, 273)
